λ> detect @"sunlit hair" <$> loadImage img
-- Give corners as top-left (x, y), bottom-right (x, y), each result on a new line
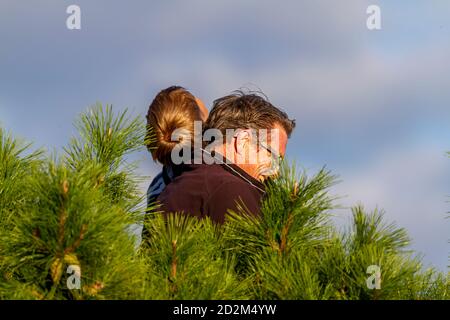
top-left (145, 86), bottom-right (202, 165)
top-left (205, 90), bottom-right (295, 139)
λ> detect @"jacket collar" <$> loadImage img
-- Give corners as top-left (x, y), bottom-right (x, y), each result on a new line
top-left (213, 153), bottom-right (266, 195)
top-left (176, 151), bottom-right (266, 195)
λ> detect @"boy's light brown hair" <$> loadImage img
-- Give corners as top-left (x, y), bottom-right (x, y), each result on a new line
top-left (146, 86), bottom-right (202, 165)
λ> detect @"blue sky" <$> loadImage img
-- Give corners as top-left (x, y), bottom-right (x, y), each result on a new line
top-left (0, 0), bottom-right (449, 271)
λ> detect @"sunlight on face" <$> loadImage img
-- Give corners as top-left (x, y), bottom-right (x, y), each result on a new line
top-left (256, 124), bottom-right (288, 181)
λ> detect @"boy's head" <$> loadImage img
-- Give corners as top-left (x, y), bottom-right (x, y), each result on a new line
top-left (146, 86), bottom-right (208, 165)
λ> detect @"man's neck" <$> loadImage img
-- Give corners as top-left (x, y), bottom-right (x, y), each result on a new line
top-left (209, 146), bottom-right (259, 182)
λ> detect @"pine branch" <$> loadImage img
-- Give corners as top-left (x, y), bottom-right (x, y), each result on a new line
top-left (0, 128), bottom-right (42, 228)
top-left (141, 213), bottom-right (248, 299)
top-left (223, 162), bottom-right (337, 272)
top-left (1, 107), bottom-right (447, 300)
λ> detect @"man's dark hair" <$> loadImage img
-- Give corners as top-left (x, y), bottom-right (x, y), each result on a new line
top-left (205, 90), bottom-right (295, 137)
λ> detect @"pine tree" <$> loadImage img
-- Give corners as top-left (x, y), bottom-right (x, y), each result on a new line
top-left (0, 105), bottom-right (448, 300)
top-left (0, 128), bottom-right (43, 298)
top-left (0, 129), bottom-right (42, 232)
top-left (448, 151), bottom-right (450, 269)
top-left (222, 163), bottom-right (448, 299)
top-left (0, 105), bottom-right (148, 299)
top-left (140, 213), bottom-right (248, 299)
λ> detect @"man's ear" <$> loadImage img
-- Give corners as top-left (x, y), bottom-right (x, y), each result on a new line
top-left (234, 129), bottom-right (251, 157)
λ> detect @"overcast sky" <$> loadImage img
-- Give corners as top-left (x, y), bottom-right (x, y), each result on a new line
top-left (0, 0), bottom-right (449, 271)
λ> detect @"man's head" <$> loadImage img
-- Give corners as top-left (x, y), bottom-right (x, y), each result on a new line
top-left (205, 90), bottom-right (295, 181)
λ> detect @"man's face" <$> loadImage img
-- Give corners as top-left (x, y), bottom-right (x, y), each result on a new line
top-left (233, 123), bottom-right (288, 181)
top-left (255, 123), bottom-right (288, 181)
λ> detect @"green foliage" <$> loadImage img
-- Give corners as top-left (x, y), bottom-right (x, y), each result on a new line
top-left (0, 105), bottom-right (148, 299)
top-left (0, 129), bottom-right (42, 231)
top-left (222, 164), bottom-right (336, 274)
top-left (0, 105), bottom-right (448, 300)
top-left (141, 214), bottom-right (248, 299)
top-left (222, 165), bottom-right (448, 300)
top-left (64, 104), bottom-right (147, 211)
top-left (1, 161), bottom-right (146, 299)
top-left (64, 103), bottom-right (145, 171)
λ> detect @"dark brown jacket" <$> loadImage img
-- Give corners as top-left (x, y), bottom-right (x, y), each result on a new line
top-left (157, 161), bottom-right (265, 224)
